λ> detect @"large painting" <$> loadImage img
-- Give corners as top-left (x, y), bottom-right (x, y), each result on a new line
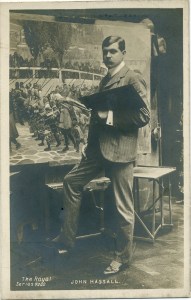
top-left (9, 16), bottom-right (151, 168)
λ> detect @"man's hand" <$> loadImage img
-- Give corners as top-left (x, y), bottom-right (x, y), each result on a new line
top-left (97, 111), bottom-right (108, 119)
top-left (81, 143), bottom-right (88, 159)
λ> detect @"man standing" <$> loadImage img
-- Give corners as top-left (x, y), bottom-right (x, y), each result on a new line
top-left (58, 102), bottom-right (78, 152)
top-left (51, 36), bottom-right (150, 274)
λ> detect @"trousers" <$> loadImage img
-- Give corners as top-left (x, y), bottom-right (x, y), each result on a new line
top-left (61, 146), bottom-right (135, 263)
top-left (60, 128), bottom-right (76, 148)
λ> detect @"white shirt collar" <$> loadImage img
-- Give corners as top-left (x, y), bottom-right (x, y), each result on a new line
top-left (108, 61), bottom-right (125, 78)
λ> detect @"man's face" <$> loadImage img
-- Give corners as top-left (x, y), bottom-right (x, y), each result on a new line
top-left (102, 42), bottom-right (126, 69)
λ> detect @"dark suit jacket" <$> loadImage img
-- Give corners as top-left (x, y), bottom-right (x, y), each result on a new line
top-left (87, 65), bottom-right (150, 163)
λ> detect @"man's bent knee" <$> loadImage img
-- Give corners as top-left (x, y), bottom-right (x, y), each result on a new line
top-left (63, 173), bottom-right (73, 188)
top-left (63, 172), bottom-right (84, 192)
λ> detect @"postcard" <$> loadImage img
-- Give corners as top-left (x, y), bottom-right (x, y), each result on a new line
top-left (0, 0), bottom-right (190, 299)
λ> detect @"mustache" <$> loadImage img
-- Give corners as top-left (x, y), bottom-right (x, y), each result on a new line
top-left (104, 59), bottom-right (113, 64)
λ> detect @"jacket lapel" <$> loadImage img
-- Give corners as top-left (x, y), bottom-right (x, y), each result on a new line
top-left (103, 65), bottom-right (130, 89)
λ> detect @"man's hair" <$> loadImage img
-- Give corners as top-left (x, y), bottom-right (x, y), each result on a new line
top-left (102, 36), bottom-right (126, 52)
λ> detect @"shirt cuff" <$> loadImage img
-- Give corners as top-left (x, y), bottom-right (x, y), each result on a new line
top-left (106, 110), bottom-right (113, 126)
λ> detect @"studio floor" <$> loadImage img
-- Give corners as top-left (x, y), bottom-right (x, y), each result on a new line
top-left (10, 199), bottom-right (184, 291)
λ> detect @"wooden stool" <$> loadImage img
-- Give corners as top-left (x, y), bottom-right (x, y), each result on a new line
top-left (83, 177), bottom-right (111, 233)
top-left (46, 177), bottom-right (111, 238)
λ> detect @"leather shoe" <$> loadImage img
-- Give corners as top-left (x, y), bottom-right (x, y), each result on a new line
top-left (62, 146), bottom-right (69, 152)
top-left (46, 234), bottom-right (69, 251)
top-left (16, 143), bottom-right (21, 150)
top-left (104, 260), bottom-right (127, 275)
top-left (44, 147), bottom-right (51, 151)
top-left (104, 242), bottom-right (136, 275)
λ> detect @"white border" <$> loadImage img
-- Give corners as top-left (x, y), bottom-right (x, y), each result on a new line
top-left (0, 1), bottom-right (190, 299)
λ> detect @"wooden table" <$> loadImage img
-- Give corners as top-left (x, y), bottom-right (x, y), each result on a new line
top-left (133, 166), bottom-right (176, 242)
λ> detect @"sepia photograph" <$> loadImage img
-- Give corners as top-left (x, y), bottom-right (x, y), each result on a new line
top-left (0, 0), bottom-right (190, 299)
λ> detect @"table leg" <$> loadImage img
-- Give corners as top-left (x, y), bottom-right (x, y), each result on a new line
top-left (89, 190), bottom-right (104, 232)
top-left (160, 178), bottom-right (164, 226)
top-left (152, 180), bottom-right (156, 235)
top-left (168, 175), bottom-right (173, 225)
top-left (134, 211), bottom-right (155, 242)
top-left (44, 197), bottom-right (50, 233)
top-left (134, 178), bottom-right (140, 214)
